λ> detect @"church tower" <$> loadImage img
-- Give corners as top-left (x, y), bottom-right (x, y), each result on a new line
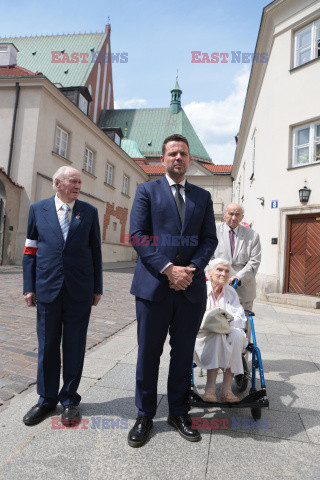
top-left (170, 76), bottom-right (182, 114)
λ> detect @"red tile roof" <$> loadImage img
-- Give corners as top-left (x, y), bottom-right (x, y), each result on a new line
top-left (140, 165), bottom-right (166, 174)
top-left (202, 164), bottom-right (232, 173)
top-left (0, 65), bottom-right (38, 76)
top-left (140, 163), bottom-right (233, 175)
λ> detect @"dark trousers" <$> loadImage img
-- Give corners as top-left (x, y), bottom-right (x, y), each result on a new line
top-left (135, 290), bottom-right (206, 418)
top-left (36, 285), bottom-right (92, 408)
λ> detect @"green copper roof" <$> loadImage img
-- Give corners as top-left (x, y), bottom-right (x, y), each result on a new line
top-left (121, 138), bottom-right (145, 158)
top-left (0, 33), bottom-right (107, 86)
top-left (99, 108), bottom-right (212, 162)
top-left (172, 78), bottom-right (181, 91)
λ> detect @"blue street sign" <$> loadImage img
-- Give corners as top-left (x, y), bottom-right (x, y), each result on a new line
top-left (271, 200), bottom-right (278, 209)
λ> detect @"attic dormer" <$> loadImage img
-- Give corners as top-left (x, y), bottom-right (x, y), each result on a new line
top-left (0, 43), bottom-right (18, 67)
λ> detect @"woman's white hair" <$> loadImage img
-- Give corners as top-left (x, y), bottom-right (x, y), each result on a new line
top-left (52, 166), bottom-right (78, 190)
top-left (205, 258), bottom-right (230, 276)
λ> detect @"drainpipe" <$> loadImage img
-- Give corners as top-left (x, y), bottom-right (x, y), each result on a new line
top-left (7, 82), bottom-right (20, 177)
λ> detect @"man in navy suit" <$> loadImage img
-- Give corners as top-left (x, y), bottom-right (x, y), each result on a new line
top-left (128, 134), bottom-right (217, 447)
top-left (22, 166), bottom-right (102, 427)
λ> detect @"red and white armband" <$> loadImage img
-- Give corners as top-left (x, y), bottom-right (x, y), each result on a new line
top-left (23, 239), bottom-right (38, 255)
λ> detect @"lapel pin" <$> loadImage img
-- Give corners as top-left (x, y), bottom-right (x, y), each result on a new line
top-left (75, 213), bottom-right (80, 219)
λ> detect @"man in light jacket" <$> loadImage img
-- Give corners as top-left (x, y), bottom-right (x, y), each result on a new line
top-left (214, 203), bottom-right (261, 311)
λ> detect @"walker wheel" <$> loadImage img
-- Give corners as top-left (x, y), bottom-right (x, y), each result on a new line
top-left (251, 407), bottom-right (262, 420)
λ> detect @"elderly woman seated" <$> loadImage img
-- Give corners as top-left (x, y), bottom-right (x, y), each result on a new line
top-left (194, 258), bottom-right (247, 403)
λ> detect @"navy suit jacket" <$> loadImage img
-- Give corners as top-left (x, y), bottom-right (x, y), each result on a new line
top-left (130, 176), bottom-right (218, 303)
top-left (23, 196), bottom-right (103, 303)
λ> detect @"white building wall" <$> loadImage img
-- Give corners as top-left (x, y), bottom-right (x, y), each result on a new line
top-left (233, 2), bottom-right (320, 297)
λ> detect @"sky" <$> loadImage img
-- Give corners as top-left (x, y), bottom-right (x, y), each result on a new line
top-left (1, 0), bottom-right (269, 164)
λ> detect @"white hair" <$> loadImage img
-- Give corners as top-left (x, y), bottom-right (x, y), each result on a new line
top-left (223, 203), bottom-right (245, 215)
top-left (205, 258), bottom-right (230, 276)
top-left (52, 166), bottom-right (80, 190)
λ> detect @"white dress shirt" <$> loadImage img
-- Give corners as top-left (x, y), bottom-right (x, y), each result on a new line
top-left (55, 193), bottom-right (75, 223)
top-left (160, 175), bottom-right (186, 274)
top-left (165, 174), bottom-right (186, 201)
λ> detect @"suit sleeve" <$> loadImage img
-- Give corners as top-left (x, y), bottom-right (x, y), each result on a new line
top-left (22, 205), bottom-right (38, 293)
top-left (130, 183), bottom-right (171, 276)
top-left (236, 232), bottom-right (261, 284)
top-left (90, 207), bottom-right (103, 294)
top-left (189, 191), bottom-right (218, 272)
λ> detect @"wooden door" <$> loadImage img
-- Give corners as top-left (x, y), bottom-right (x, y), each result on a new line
top-left (286, 215), bottom-right (320, 295)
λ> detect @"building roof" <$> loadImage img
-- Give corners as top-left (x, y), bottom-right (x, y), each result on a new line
top-left (0, 64), bottom-right (37, 76)
top-left (140, 165), bottom-right (166, 175)
top-left (99, 107), bottom-right (212, 163)
top-left (121, 138), bottom-right (145, 158)
top-left (139, 162), bottom-right (232, 176)
top-left (0, 168), bottom-right (23, 187)
top-left (0, 32), bottom-right (107, 86)
top-left (201, 164), bottom-right (233, 173)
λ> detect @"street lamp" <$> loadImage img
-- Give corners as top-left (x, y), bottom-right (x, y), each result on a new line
top-left (299, 185), bottom-right (311, 203)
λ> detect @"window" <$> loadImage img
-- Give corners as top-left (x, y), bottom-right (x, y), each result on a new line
top-left (84, 148), bottom-right (94, 174)
top-left (79, 94), bottom-right (88, 115)
top-left (294, 20), bottom-right (320, 67)
top-left (106, 163), bottom-right (114, 186)
top-left (292, 121), bottom-right (320, 167)
top-left (114, 133), bottom-right (121, 146)
top-left (122, 175), bottom-right (129, 195)
top-left (54, 126), bottom-right (68, 158)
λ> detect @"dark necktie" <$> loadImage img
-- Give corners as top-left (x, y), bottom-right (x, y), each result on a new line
top-left (173, 184), bottom-right (185, 225)
top-left (229, 228), bottom-right (235, 257)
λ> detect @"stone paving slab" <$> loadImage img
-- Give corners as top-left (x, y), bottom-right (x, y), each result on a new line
top-left (1, 281), bottom-right (320, 478)
top-left (206, 432), bottom-right (320, 480)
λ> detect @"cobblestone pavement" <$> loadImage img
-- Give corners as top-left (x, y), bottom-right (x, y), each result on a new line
top-left (0, 266), bottom-right (135, 407)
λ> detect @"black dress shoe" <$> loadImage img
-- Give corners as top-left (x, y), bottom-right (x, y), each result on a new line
top-left (23, 404), bottom-right (56, 426)
top-left (128, 415), bottom-right (153, 448)
top-left (61, 405), bottom-right (81, 427)
top-left (167, 414), bottom-right (201, 442)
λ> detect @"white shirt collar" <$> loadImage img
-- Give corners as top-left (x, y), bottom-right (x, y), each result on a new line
top-left (165, 174), bottom-right (186, 188)
top-left (227, 224), bottom-right (239, 235)
top-left (55, 193), bottom-right (75, 212)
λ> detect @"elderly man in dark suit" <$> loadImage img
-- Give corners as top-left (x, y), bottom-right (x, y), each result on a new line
top-left (22, 166), bottom-right (102, 427)
top-left (128, 134), bottom-right (217, 447)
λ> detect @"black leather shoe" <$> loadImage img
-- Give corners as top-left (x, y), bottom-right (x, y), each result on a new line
top-left (128, 415), bottom-right (153, 448)
top-left (61, 405), bottom-right (81, 427)
top-left (23, 404), bottom-right (56, 426)
top-left (167, 414), bottom-right (201, 442)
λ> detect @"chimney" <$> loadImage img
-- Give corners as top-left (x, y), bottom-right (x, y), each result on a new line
top-left (0, 43), bottom-right (18, 67)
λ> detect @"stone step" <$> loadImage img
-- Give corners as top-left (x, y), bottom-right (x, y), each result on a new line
top-left (265, 293), bottom-right (320, 309)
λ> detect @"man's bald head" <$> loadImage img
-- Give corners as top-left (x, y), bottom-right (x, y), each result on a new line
top-left (223, 203), bottom-right (244, 229)
top-left (53, 166), bottom-right (82, 203)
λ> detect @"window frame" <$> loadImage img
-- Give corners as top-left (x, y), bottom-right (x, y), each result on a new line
top-left (294, 19), bottom-right (320, 68)
top-left (292, 121), bottom-right (320, 168)
top-left (79, 94), bottom-right (89, 115)
top-left (122, 174), bottom-right (129, 195)
top-left (54, 126), bottom-right (69, 158)
top-left (84, 147), bottom-right (94, 174)
top-left (106, 163), bottom-right (114, 186)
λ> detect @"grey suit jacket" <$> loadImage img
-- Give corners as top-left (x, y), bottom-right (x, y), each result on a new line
top-left (214, 223), bottom-right (261, 304)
